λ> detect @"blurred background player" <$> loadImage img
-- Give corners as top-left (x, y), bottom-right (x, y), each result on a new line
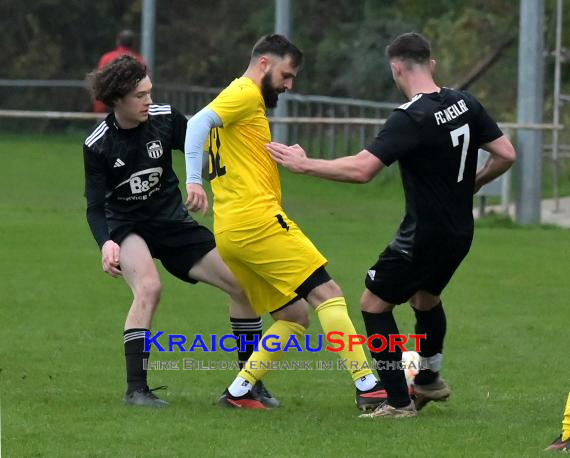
top-left (267, 32), bottom-right (516, 418)
top-left (84, 55), bottom-right (275, 407)
top-left (93, 29), bottom-right (146, 113)
top-left (184, 34), bottom-right (384, 410)
top-left (545, 392), bottom-right (570, 452)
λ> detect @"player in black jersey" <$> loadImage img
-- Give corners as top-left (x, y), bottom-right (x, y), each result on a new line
top-left (267, 32), bottom-right (516, 418)
top-left (84, 55), bottom-right (278, 408)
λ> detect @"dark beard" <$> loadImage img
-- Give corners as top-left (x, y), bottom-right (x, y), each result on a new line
top-left (261, 73), bottom-right (280, 108)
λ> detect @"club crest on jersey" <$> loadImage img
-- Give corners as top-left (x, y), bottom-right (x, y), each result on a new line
top-left (146, 140), bottom-right (163, 159)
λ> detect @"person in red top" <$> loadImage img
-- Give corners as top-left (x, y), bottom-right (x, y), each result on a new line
top-left (93, 30), bottom-right (146, 113)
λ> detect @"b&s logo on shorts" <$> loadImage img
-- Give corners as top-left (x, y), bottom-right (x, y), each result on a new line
top-left (147, 140), bottom-right (163, 159)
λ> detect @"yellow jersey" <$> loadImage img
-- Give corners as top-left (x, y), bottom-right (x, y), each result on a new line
top-left (207, 77), bottom-right (282, 233)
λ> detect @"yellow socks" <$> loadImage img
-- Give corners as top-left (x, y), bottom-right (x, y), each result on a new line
top-left (232, 298), bottom-right (374, 393)
top-left (316, 297), bottom-right (373, 381)
top-left (238, 320), bottom-right (305, 385)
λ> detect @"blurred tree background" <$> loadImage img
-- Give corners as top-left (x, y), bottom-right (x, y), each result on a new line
top-left (0, 0), bottom-right (568, 121)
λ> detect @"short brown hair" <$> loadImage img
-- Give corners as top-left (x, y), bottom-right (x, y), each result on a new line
top-left (386, 32), bottom-right (431, 64)
top-left (251, 34), bottom-right (304, 68)
top-left (117, 29), bottom-right (135, 48)
top-left (87, 55), bottom-right (147, 107)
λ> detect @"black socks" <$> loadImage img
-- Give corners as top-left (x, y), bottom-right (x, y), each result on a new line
top-left (362, 310), bottom-right (410, 407)
top-left (413, 302), bottom-right (446, 385)
top-left (124, 328), bottom-right (150, 393)
top-left (230, 317), bottom-right (263, 369)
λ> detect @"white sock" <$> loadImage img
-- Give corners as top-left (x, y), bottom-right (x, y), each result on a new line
top-left (420, 353), bottom-right (443, 372)
top-left (228, 376), bottom-right (253, 397)
top-left (354, 374), bottom-right (377, 391)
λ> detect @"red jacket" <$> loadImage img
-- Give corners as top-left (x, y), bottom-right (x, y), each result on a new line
top-left (93, 46), bottom-right (146, 113)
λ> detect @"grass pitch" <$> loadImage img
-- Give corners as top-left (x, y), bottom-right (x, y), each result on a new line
top-left (1, 133), bottom-right (569, 457)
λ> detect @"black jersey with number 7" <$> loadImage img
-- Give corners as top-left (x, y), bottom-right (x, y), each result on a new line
top-left (366, 88), bottom-right (502, 254)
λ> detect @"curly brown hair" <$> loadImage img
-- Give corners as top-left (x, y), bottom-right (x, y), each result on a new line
top-left (87, 55), bottom-right (147, 107)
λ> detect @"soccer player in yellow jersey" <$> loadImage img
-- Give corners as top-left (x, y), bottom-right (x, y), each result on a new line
top-left (184, 34), bottom-right (385, 410)
top-left (545, 392), bottom-right (570, 451)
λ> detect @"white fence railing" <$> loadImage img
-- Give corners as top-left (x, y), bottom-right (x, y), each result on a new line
top-left (0, 109), bottom-right (565, 213)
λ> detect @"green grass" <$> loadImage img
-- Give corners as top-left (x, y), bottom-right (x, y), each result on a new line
top-left (1, 133), bottom-right (569, 457)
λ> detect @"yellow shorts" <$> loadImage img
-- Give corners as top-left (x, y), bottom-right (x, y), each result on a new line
top-left (215, 212), bottom-right (327, 315)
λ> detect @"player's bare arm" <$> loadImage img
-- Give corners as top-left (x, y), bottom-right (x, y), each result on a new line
top-left (474, 135), bottom-right (516, 193)
top-left (267, 142), bottom-right (384, 183)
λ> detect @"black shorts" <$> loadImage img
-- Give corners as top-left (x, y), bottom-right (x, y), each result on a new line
top-left (270, 265), bottom-right (333, 314)
top-left (110, 220), bottom-right (216, 284)
top-left (364, 241), bottom-right (471, 305)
